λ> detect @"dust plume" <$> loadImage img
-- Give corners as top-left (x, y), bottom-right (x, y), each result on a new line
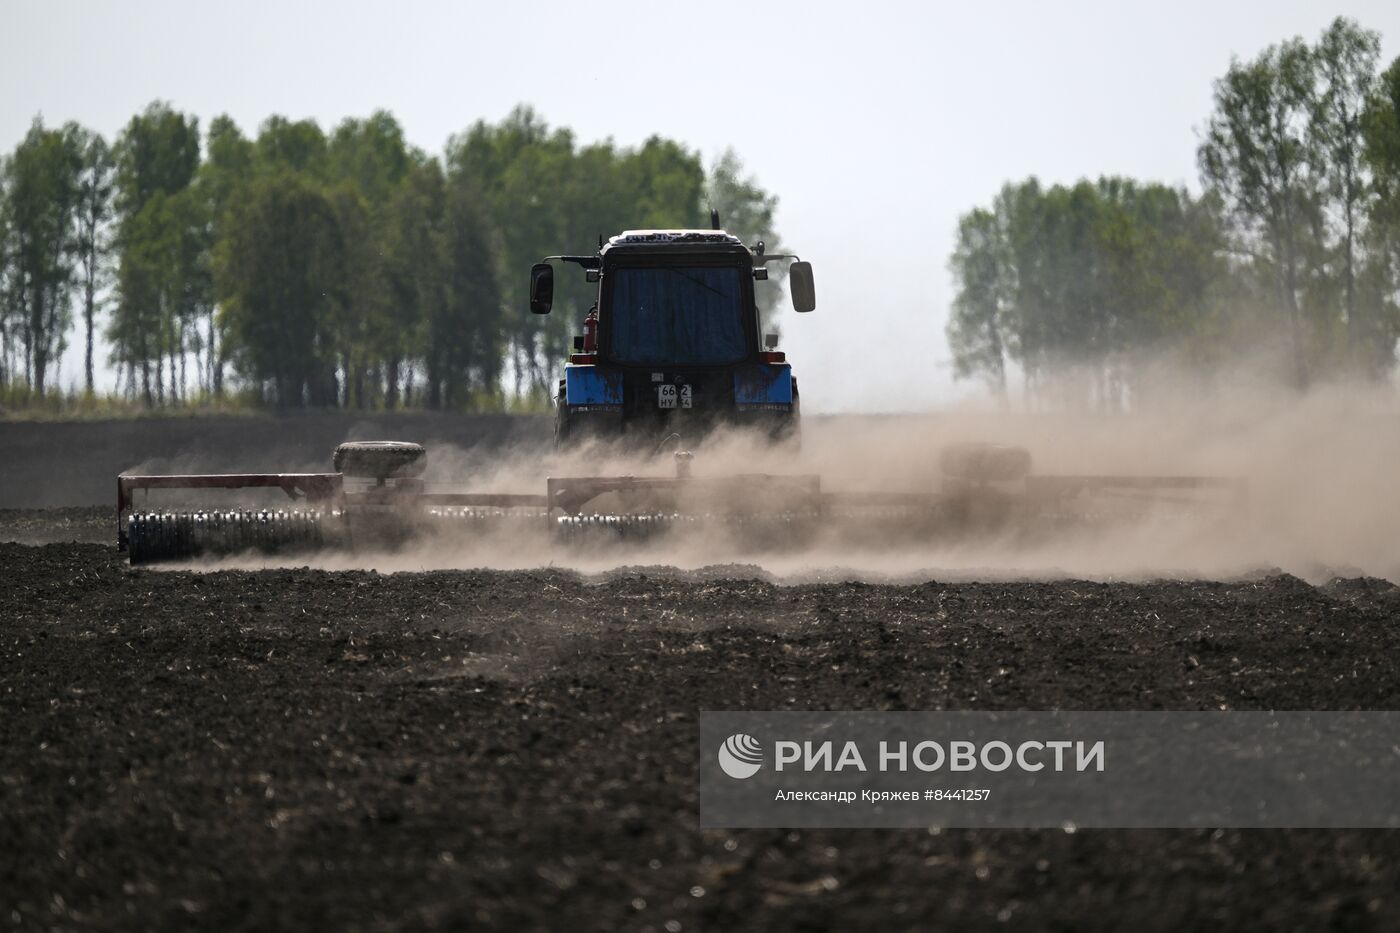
top-left (185, 378), bottom-right (1400, 582)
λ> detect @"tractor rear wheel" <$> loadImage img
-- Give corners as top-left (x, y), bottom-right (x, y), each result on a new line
top-left (333, 441), bottom-right (427, 480)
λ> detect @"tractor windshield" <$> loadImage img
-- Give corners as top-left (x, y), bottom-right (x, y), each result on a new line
top-left (608, 265), bottom-right (748, 365)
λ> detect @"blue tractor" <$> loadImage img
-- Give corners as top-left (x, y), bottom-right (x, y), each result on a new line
top-left (528, 214), bottom-right (815, 448)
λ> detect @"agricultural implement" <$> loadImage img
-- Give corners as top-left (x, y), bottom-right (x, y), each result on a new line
top-left (117, 437), bottom-right (1246, 564)
top-left (116, 221), bottom-right (1246, 565)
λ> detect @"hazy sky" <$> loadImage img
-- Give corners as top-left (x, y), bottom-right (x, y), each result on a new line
top-left (6, 0), bottom-right (1400, 411)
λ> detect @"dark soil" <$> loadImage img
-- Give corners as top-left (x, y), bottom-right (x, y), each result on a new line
top-left (3, 539), bottom-right (1400, 931)
top-left (0, 506), bottom-right (112, 544)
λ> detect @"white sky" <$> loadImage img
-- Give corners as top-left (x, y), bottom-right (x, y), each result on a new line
top-left (6, 0), bottom-right (1400, 412)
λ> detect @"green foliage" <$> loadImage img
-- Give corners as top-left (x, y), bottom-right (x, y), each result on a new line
top-left (1198, 36), bottom-right (1321, 386)
top-left (72, 127), bottom-right (114, 395)
top-left (446, 106), bottom-right (710, 392)
top-left (191, 115), bottom-right (254, 395)
top-left (426, 171), bottom-right (504, 409)
top-left (1, 102), bottom-right (781, 412)
top-left (946, 207), bottom-right (1011, 392)
top-left (0, 118), bottom-right (83, 395)
top-left (951, 17), bottom-right (1400, 406)
top-left (1362, 55), bottom-right (1400, 368)
top-left (328, 111), bottom-right (413, 207)
top-left (948, 179), bottom-right (1225, 408)
top-left (1193, 18), bottom-right (1395, 385)
top-left (254, 116), bottom-right (327, 178)
top-left (705, 149), bottom-right (785, 332)
top-left (114, 102), bottom-right (200, 215)
top-left (109, 102), bottom-right (206, 405)
top-left (1314, 18), bottom-right (1381, 361)
top-left (216, 171), bottom-right (346, 406)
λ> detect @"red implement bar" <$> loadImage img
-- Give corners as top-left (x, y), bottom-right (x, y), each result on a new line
top-left (1026, 475), bottom-right (1248, 499)
top-left (117, 473), bottom-right (344, 549)
top-left (546, 473), bottom-right (821, 515)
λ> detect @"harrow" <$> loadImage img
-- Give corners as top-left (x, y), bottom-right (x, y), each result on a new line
top-left (116, 440), bottom-right (1247, 565)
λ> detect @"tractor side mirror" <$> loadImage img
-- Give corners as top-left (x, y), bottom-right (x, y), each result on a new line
top-left (529, 263), bottom-right (554, 315)
top-left (789, 260), bottom-right (815, 313)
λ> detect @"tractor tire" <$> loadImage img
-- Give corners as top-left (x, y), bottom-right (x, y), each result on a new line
top-left (554, 381), bottom-right (572, 450)
top-left (333, 441), bottom-right (427, 480)
top-left (939, 442), bottom-right (1032, 482)
top-left (784, 379), bottom-right (802, 451)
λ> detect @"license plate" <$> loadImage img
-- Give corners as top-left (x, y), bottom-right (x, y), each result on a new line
top-left (658, 384), bottom-right (692, 409)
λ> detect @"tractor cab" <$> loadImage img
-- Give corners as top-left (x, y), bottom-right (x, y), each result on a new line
top-left (530, 221), bottom-right (815, 447)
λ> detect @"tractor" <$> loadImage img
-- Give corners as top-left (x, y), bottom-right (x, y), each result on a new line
top-left (530, 212), bottom-right (814, 448)
top-left (114, 215), bottom-right (1246, 564)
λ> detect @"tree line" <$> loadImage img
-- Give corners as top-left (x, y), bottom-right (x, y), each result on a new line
top-left (948, 17), bottom-right (1400, 407)
top-left (0, 104), bottom-right (781, 409)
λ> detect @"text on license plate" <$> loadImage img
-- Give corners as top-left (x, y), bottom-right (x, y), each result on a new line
top-left (658, 384), bottom-right (692, 409)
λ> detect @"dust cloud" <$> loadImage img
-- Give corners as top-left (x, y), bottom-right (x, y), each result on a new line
top-left (187, 379), bottom-right (1400, 583)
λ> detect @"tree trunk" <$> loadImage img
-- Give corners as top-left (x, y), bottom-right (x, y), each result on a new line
top-left (32, 349), bottom-right (47, 397)
top-left (84, 279), bottom-right (96, 395)
top-left (1282, 257), bottom-right (1307, 390)
top-left (30, 290), bottom-right (46, 396)
top-left (385, 358), bottom-right (401, 409)
top-left (178, 322), bottom-right (187, 404)
top-left (1343, 158), bottom-right (1358, 369)
top-left (210, 314), bottom-right (223, 396)
top-left (1273, 219), bottom-right (1308, 390)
